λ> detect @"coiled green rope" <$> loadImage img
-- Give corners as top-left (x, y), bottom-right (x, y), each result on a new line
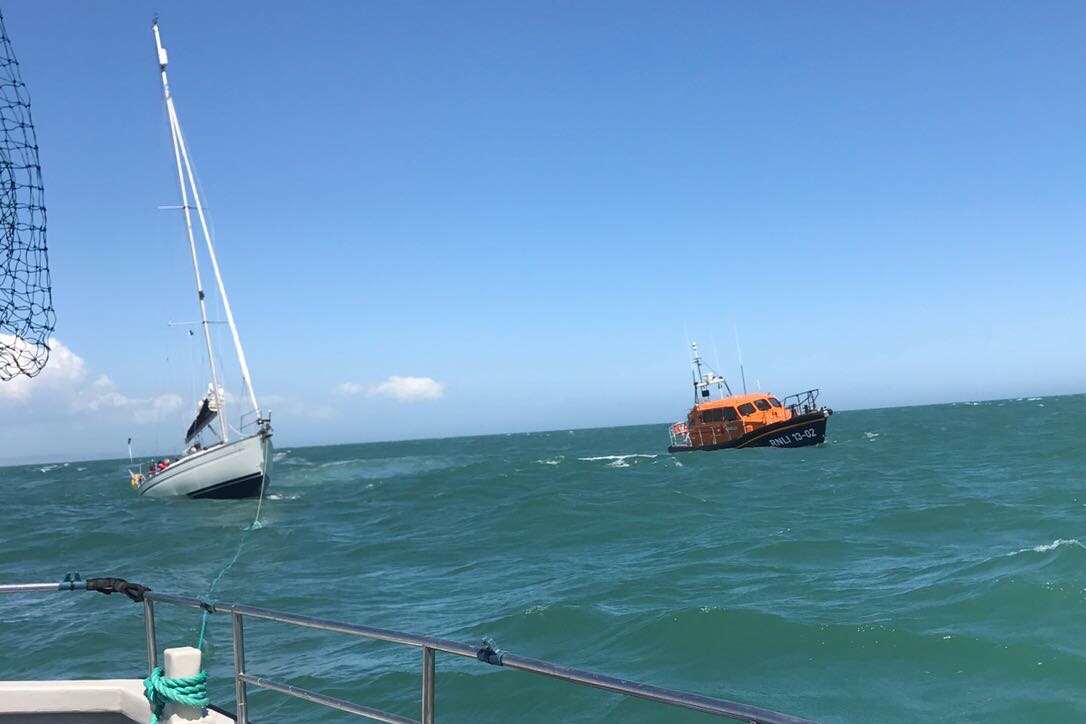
top-left (143, 666), bottom-right (209, 724)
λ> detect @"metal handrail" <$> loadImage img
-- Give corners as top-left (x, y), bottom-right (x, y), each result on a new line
top-left (0, 580), bottom-right (815, 724)
top-left (781, 389), bottom-right (821, 416)
top-left (239, 408), bottom-right (270, 433)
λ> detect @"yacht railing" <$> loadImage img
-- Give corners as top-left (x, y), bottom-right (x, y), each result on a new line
top-left (0, 578), bottom-right (815, 724)
top-left (239, 409), bottom-right (270, 435)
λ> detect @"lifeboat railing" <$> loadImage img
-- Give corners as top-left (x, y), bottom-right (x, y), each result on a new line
top-left (782, 389), bottom-right (821, 416)
top-left (1, 578), bottom-right (816, 724)
top-left (672, 422), bottom-right (751, 449)
top-left (668, 421), bottom-right (691, 448)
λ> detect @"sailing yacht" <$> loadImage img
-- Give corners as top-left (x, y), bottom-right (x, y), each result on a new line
top-left (129, 20), bottom-right (272, 499)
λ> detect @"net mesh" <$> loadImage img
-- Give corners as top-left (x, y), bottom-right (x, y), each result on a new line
top-left (0, 10), bottom-right (53, 381)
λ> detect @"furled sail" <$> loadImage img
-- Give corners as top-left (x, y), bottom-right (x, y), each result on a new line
top-left (185, 384), bottom-right (223, 444)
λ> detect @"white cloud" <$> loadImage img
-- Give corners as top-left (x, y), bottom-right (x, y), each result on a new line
top-left (369, 376), bottom-right (445, 402)
top-left (335, 376), bottom-right (445, 402)
top-left (334, 382), bottom-right (366, 396)
top-left (0, 335), bottom-right (86, 402)
top-left (134, 393), bottom-right (185, 424)
top-left (0, 336), bottom-right (183, 423)
top-left (263, 393), bottom-right (338, 421)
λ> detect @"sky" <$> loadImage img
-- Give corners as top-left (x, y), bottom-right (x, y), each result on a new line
top-left (2, 1), bottom-right (1086, 462)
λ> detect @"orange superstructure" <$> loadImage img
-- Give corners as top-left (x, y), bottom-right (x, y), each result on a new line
top-left (673, 392), bottom-right (796, 448)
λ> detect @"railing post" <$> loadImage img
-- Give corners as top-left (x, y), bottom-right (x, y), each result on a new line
top-left (421, 646), bottom-right (435, 724)
top-left (232, 612), bottom-right (248, 724)
top-left (143, 598), bottom-right (158, 675)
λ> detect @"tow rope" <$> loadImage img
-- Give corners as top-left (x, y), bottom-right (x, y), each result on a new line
top-left (143, 666), bottom-right (210, 724)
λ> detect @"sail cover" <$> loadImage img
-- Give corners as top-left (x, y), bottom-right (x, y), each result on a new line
top-left (185, 397), bottom-right (218, 444)
top-left (185, 385), bottom-right (223, 444)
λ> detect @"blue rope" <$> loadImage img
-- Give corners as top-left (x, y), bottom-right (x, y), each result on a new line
top-left (143, 666), bottom-right (209, 724)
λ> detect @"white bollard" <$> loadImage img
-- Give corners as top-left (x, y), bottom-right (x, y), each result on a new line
top-left (162, 646), bottom-right (205, 723)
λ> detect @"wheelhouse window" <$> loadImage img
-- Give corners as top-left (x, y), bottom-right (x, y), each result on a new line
top-left (737, 402), bottom-right (756, 416)
top-left (701, 407), bottom-right (739, 423)
top-left (754, 399), bottom-right (771, 411)
top-left (769, 397), bottom-right (782, 408)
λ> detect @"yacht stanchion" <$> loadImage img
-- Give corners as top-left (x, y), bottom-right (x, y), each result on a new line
top-left (145, 598), bottom-right (159, 674)
top-left (421, 646), bottom-right (435, 724)
top-left (231, 613), bottom-right (248, 724)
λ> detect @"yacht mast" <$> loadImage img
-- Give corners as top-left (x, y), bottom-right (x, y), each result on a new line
top-left (152, 19), bottom-right (228, 442)
top-left (152, 18), bottom-right (261, 423)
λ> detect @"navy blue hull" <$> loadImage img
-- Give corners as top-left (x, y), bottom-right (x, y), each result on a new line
top-left (187, 472), bottom-right (266, 499)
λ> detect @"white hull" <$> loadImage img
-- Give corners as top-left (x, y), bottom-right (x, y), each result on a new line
top-left (137, 432), bottom-right (272, 499)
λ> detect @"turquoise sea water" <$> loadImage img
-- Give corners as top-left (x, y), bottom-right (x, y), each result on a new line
top-left (1, 395), bottom-right (1084, 723)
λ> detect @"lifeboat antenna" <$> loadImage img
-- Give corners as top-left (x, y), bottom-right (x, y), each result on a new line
top-left (689, 341), bottom-right (731, 403)
top-left (690, 342), bottom-right (703, 404)
top-left (733, 324), bottom-right (747, 395)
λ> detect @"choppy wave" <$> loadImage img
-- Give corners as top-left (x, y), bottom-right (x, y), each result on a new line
top-left (5, 394), bottom-right (1086, 722)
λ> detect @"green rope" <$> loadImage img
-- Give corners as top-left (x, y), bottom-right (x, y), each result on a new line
top-left (143, 666), bottom-right (209, 724)
top-left (195, 478), bottom-right (268, 651)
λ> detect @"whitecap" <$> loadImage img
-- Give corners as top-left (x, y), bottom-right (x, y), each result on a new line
top-left (864, 432), bottom-right (880, 440)
top-left (1008, 538), bottom-right (1084, 556)
top-left (536, 457), bottom-right (564, 466)
top-left (321, 458), bottom-right (363, 468)
top-left (1030, 538), bottom-right (1082, 553)
top-left (578, 454), bottom-right (658, 462)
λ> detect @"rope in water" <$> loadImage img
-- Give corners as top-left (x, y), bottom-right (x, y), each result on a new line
top-left (144, 667), bottom-right (210, 724)
top-left (195, 472), bottom-right (269, 649)
top-left (139, 457), bottom-right (268, 719)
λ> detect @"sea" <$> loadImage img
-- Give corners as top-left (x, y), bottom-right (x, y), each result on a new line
top-left (1, 395), bottom-right (1084, 723)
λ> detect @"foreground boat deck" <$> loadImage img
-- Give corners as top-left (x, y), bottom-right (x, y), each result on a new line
top-left (0, 680), bottom-right (233, 723)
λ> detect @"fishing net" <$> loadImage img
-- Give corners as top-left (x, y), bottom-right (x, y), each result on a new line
top-left (0, 11), bottom-right (53, 381)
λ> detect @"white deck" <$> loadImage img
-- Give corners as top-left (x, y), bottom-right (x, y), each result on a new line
top-left (0, 679), bottom-right (234, 723)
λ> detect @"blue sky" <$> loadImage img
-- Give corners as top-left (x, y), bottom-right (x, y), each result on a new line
top-left (2, 1), bottom-right (1086, 461)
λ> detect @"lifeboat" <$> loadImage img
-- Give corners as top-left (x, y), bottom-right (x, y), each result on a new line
top-left (667, 343), bottom-right (832, 453)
